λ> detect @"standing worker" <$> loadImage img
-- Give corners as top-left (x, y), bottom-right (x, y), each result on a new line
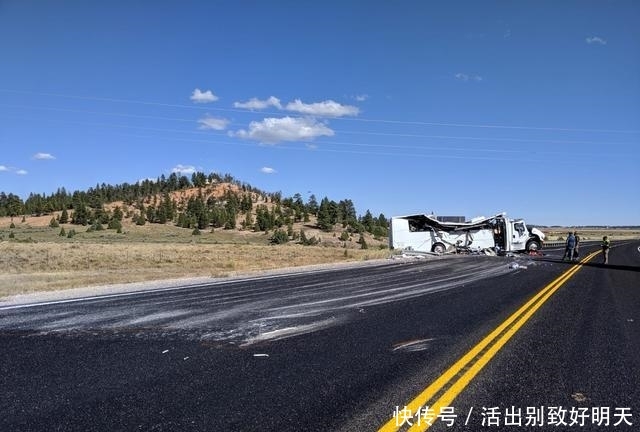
top-left (602, 236), bottom-right (611, 264)
top-left (563, 232), bottom-right (576, 261)
top-left (573, 231), bottom-right (580, 259)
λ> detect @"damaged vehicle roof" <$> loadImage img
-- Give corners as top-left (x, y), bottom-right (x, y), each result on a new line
top-left (396, 213), bottom-right (507, 232)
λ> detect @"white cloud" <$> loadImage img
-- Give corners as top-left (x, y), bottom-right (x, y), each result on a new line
top-left (0, 165), bottom-right (28, 174)
top-left (234, 96), bottom-right (282, 110)
top-left (198, 115), bottom-right (230, 130)
top-left (231, 116), bottom-right (334, 144)
top-left (190, 88), bottom-right (219, 103)
top-left (455, 73), bottom-right (483, 82)
top-left (260, 167), bottom-right (277, 174)
top-left (171, 164), bottom-right (197, 175)
top-left (33, 152), bottom-right (56, 160)
top-left (285, 99), bottom-right (359, 117)
top-left (586, 36), bottom-right (607, 45)
top-left (355, 94), bottom-right (369, 102)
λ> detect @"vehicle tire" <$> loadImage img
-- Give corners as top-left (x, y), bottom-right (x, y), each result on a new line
top-left (526, 239), bottom-right (541, 252)
top-left (432, 243), bottom-right (446, 254)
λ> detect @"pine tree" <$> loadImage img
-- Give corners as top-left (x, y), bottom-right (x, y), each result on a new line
top-left (306, 194), bottom-right (319, 216)
top-left (242, 210), bottom-right (254, 230)
top-left (72, 203), bottom-right (90, 225)
top-left (317, 197), bottom-right (333, 232)
top-left (361, 210), bottom-right (374, 233)
top-left (112, 206), bottom-right (123, 221)
top-left (59, 208), bottom-right (69, 224)
top-left (358, 234), bottom-right (368, 249)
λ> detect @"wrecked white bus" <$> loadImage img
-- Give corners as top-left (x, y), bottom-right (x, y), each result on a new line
top-left (389, 213), bottom-right (545, 254)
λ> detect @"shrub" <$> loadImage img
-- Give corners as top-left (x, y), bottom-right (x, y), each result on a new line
top-left (339, 231), bottom-right (350, 241)
top-left (358, 234), bottom-right (368, 250)
top-left (9, 232), bottom-right (15, 239)
top-left (10, 222), bottom-right (15, 229)
top-left (135, 214), bottom-right (146, 225)
top-left (192, 228), bottom-right (201, 235)
top-left (49, 218), bottom-right (59, 228)
top-left (108, 219), bottom-right (122, 230)
top-left (67, 229), bottom-right (76, 238)
top-left (59, 227), bottom-right (66, 237)
top-left (299, 229), bottom-right (318, 246)
top-left (269, 229), bottom-right (289, 244)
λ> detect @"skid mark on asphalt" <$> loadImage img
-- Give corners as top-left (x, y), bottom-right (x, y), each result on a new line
top-left (0, 259), bottom-right (513, 346)
top-left (392, 338), bottom-right (437, 353)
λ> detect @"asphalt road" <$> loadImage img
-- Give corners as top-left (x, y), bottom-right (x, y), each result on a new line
top-left (1, 241), bottom-right (638, 431)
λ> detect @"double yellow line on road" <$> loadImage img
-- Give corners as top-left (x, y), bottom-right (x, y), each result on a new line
top-left (379, 250), bottom-right (600, 432)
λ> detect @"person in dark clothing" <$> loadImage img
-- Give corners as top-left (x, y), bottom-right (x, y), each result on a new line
top-left (602, 236), bottom-right (610, 264)
top-left (573, 231), bottom-right (580, 259)
top-left (563, 232), bottom-right (576, 261)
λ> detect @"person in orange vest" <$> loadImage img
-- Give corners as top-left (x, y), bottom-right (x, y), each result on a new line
top-left (601, 236), bottom-right (610, 264)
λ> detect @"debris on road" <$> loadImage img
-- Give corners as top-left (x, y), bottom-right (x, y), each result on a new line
top-left (571, 392), bottom-right (588, 403)
top-left (162, 349), bottom-right (169, 354)
top-left (253, 353), bottom-right (269, 358)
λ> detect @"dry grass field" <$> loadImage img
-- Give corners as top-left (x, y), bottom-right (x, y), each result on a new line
top-left (0, 216), bottom-right (390, 298)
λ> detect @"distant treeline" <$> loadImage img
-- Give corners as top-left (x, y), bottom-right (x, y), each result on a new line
top-left (0, 171), bottom-right (388, 238)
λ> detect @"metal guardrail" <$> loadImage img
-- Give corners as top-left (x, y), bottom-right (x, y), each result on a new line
top-left (543, 240), bottom-right (601, 248)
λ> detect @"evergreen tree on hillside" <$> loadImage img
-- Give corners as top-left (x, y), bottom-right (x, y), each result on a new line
top-left (242, 209), bottom-right (254, 230)
top-left (339, 199), bottom-right (357, 228)
top-left (317, 197), bottom-right (333, 232)
top-left (191, 172), bottom-right (207, 188)
top-left (254, 204), bottom-right (273, 232)
top-left (178, 175), bottom-right (191, 189)
top-left (361, 210), bottom-right (374, 233)
top-left (94, 206), bottom-right (110, 225)
top-left (3, 193), bottom-right (25, 217)
top-left (210, 206), bottom-right (226, 229)
top-left (112, 206), bottom-right (123, 221)
top-left (72, 202), bottom-right (90, 225)
top-left (146, 205), bottom-right (157, 223)
top-left (240, 194), bottom-right (253, 213)
top-left (59, 207), bottom-right (69, 224)
top-left (224, 208), bottom-right (237, 229)
top-left (306, 194), bottom-right (318, 216)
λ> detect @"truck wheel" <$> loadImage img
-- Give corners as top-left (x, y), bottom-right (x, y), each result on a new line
top-left (432, 243), bottom-right (446, 254)
top-left (526, 240), bottom-right (541, 252)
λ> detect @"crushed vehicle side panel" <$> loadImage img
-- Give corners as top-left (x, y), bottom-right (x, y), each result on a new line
top-left (390, 213), bottom-right (545, 254)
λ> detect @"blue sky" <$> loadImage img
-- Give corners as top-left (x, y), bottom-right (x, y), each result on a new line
top-left (1, 1), bottom-right (638, 226)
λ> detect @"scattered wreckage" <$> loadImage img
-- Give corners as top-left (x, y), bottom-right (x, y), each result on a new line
top-left (389, 212), bottom-right (545, 255)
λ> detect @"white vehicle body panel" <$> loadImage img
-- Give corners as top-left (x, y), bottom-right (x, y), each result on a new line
top-left (389, 213), bottom-right (545, 254)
